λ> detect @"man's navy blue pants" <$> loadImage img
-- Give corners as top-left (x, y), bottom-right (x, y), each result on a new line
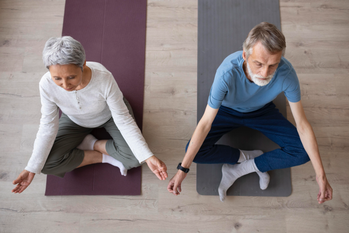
top-left (189, 102), bottom-right (310, 172)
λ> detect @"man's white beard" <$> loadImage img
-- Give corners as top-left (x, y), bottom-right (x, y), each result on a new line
top-left (246, 61), bottom-right (275, 87)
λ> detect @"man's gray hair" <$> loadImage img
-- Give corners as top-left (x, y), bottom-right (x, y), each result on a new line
top-left (243, 22), bottom-right (286, 59)
top-left (42, 36), bottom-right (86, 70)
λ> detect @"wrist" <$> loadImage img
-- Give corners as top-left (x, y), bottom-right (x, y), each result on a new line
top-left (314, 169), bottom-right (326, 179)
top-left (176, 169), bottom-right (188, 178)
top-left (145, 155), bottom-right (155, 163)
top-left (316, 174), bottom-right (327, 181)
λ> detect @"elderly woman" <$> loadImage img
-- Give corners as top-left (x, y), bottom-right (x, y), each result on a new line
top-left (12, 36), bottom-right (167, 193)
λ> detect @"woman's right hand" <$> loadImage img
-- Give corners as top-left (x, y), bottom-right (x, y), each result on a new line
top-left (12, 170), bottom-right (35, 194)
top-left (145, 155), bottom-right (168, 181)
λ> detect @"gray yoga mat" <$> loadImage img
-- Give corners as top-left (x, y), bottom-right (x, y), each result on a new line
top-left (197, 0), bottom-right (292, 197)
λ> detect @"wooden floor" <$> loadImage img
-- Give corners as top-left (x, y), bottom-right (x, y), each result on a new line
top-left (1, 0), bottom-right (348, 232)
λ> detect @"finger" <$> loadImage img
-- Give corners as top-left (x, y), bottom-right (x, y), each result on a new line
top-left (324, 190), bottom-right (332, 202)
top-left (153, 170), bottom-right (162, 180)
top-left (318, 191), bottom-right (326, 204)
top-left (167, 182), bottom-right (174, 192)
top-left (328, 189), bottom-right (333, 200)
top-left (18, 184), bottom-right (28, 193)
top-left (158, 163), bottom-right (168, 179)
top-left (159, 171), bottom-right (166, 181)
top-left (175, 183), bottom-right (182, 195)
top-left (161, 162), bottom-right (168, 172)
top-left (163, 171), bottom-right (168, 179)
top-left (327, 187), bottom-right (333, 200)
top-left (172, 183), bottom-right (179, 195)
top-left (12, 183), bottom-right (26, 193)
top-left (149, 162), bottom-right (163, 180)
top-left (13, 177), bottom-right (22, 185)
top-left (157, 169), bottom-right (165, 180)
top-left (12, 184), bottom-right (21, 193)
top-left (160, 169), bottom-right (168, 180)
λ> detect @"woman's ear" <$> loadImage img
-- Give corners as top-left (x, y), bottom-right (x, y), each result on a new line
top-left (82, 60), bottom-right (87, 72)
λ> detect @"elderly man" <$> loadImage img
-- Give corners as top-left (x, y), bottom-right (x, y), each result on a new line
top-left (168, 22), bottom-right (332, 203)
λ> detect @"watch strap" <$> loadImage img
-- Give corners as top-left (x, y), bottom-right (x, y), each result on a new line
top-left (177, 163), bottom-right (190, 173)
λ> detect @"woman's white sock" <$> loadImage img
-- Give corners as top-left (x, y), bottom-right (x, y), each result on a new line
top-left (77, 134), bottom-right (98, 151)
top-left (102, 154), bottom-right (127, 176)
top-left (218, 159), bottom-right (270, 202)
top-left (78, 135), bottom-right (127, 176)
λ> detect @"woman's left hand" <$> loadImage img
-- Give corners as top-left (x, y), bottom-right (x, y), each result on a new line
top-left (145, 156), bottom-right (168, 180)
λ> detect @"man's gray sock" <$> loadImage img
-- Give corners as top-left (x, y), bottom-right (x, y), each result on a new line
top-left (238, 149), bottom-right (270, 190)
top-left (218, 159), bottom-right (270, 202)
top-left (238, 149), bottom-right (263, 162)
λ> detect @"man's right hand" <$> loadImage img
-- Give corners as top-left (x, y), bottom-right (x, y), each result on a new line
top-left (167, 105), bottom-right (218, 196)
top-left (12, 170), bottom-right (35, 194)
top-left (167, 170), bottom-right (187, 195)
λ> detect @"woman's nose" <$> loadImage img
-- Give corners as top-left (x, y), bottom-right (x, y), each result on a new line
top-left (62, 79), bottom-right (68, 88)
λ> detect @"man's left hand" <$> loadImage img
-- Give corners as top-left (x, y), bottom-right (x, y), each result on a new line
top-left (316, 176), bottom-right (333, 204)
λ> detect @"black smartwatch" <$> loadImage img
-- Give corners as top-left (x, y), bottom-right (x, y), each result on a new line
top-left (177, 163), bottom-right (190, 173)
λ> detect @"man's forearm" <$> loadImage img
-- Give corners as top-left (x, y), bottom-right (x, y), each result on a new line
top-left (181, 122), bottom-right (211, 168)
top-left (297, 122), bottom-right (326, 178)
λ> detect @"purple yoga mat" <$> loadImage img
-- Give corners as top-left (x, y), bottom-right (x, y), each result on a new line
top-left (45, 0), bottom-right (147, 196)
top-left (45, 164), bottom-right (142, 195)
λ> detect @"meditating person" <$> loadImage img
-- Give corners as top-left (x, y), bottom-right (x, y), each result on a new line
top-left (12, 36), bottom-right (167, 194)
top-left (167, 22), bottom-right (332, 203)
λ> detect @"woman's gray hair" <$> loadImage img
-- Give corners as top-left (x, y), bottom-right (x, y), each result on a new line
top-left (243, 22), bottom-right (286, 59)
top-left (42, 36), bottom-right (86, 70)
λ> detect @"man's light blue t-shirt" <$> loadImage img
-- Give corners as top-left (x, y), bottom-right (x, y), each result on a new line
top-left (208, 51), bottom-right (301, 113)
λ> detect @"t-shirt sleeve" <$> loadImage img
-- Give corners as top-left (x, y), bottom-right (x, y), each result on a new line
top-left (283, 69), bottom-right (301, 103)
top-left (105, 75), bottom-right (153, 163)
top-left (208, 70), bottom-right (229, 109)
top-left (25, 80), bottom-right (60, 174)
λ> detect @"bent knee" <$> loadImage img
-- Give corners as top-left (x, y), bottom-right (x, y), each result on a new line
top-left (124, 160), bottom-right (141, 170)
top-left (286, 147), bottom-right (310, 166)
top-left (41, 165), bottom-right (66, 177)
top-left (297, 151), bottom-right (310, 165)
top-left (41, 150), bottom-right (83, 177)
